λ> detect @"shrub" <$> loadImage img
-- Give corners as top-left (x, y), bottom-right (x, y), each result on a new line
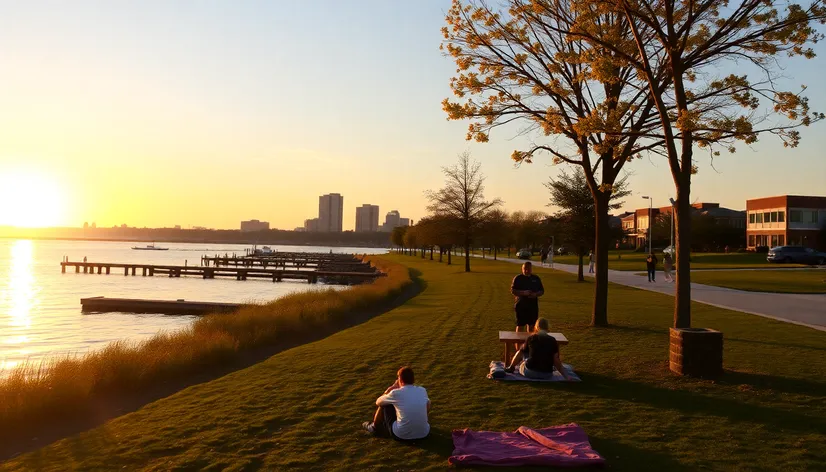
top-left (0, 256), bottom-right (411, 443)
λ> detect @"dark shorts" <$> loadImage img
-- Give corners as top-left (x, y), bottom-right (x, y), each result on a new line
top-left (515, 308), bottom-right (539, 328)
top-left (375, 405), bottom-right (398, 439)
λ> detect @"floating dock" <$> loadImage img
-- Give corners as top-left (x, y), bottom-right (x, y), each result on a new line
top-left (81, 296), bottom-right (242, 315)
top-left (61, 261), bottom-right (382, 284)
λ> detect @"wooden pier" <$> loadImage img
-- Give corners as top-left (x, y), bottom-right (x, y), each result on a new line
top-left (61, 261), bottom-right (382, 284)
top-left (201, 256), bottom-right (369, 269)
top-left (81, 296), bottom-right (242, 315)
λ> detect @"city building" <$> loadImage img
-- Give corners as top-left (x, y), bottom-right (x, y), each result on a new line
top-left (381, 210), bottom-right (401, 232)
top-left (746, 195), bottom-right (826, 250)
top-left (318, 193), bottom-right (344, 232)
top-left (355, 204), bottom-right (380, 232)
top-left (623, 202), bottom-right (744, 249)
top-left (240, 219), bottom-right (270, 232)
top-left (304, 218), bottom-right (320, 232)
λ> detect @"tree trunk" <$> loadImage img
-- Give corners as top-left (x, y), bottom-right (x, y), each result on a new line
top-left (448, 246), bottom-right (452, 265)
top-left (439, 248), bottom-right (443, 262)
top-left (430, 247), bottom-right (433, 260)
top-left (494, 246), bottom-right (497, 260)
top-left (577, 247), bottom-right (584, 282)
top-left (464, 238), bottom-right (471, 272)
top-left (592, 194), bottom-right (610, 326)
top-left (674, 180), bottom-right (692, 328)
top-left (507, 247), bottom-right (511, 257)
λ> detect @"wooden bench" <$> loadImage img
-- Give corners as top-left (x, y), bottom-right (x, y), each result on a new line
top-left (499, 331), bottom-right (569, 363)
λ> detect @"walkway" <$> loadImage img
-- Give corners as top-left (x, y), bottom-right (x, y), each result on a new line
top-left (485, 256), bottom-right (826, 332)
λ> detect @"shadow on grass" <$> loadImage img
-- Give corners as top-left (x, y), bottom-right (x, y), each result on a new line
top-left (726, 336), bottom-right (826, 353)
top-left (589, 436), bottom-right (694, 471)
top-left (520, 371), bottom-right (826, 436)
top-left (1, 267), bottom-right (428, 462)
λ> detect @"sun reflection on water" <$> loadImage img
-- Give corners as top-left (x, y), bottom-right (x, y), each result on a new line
top-left (8, 240), bottom-right (35, 331)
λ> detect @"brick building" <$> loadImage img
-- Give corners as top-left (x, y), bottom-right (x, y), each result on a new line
top-left (746, 195), bottom-right (826, 250)
top-left (623, 203), bottom-right (745, 249)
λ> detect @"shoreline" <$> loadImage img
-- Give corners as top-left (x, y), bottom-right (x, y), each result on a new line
top-left (0, 235), bottom-right (392, 249)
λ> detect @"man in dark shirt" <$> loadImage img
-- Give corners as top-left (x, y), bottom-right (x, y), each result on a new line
top-left (511, 262), bottom-right (544, 332)
top-left (505, 318), bottom-right (570, 380)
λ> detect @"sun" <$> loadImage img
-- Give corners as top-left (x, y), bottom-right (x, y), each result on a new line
top-left (0, 171), bottom-right (68, 227)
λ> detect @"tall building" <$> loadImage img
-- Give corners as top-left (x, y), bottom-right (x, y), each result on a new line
top-left (240, 219), bottom-right (270, 232)
top-left (746, 195), bottom-right (826, 250)
top-left (355, 204), bottom-right (380, 232)
top-left (304, 218), bottom-right (320, 232)
top-left (380, 210), bottom-right (402, 232)
top-left (318, 193), bottom-right (344, 232)
top-left (399, 217), bottom-right (410, 227)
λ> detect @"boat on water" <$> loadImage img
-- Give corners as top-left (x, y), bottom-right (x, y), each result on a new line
top-left (132, 243), bottom-right (169, 251)
top-left (251, 245), bottom-right (274, 256)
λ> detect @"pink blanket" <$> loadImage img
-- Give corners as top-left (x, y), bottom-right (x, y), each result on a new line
top-left (448, 423), bottom-right (605, 467)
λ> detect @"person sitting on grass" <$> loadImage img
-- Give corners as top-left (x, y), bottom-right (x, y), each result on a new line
top-left (362, 366), bottom-right (430, 440)
top-left (505, 318), bottom-right (571, 381)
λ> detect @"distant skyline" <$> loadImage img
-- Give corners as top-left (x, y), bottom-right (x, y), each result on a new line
top-left (1, 1), bottom-right (824, 231)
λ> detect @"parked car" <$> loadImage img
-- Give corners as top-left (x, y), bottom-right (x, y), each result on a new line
top-left (516, 248), bottom-right (532, 260)
top-left (767, 246), bottom-right (826, 265)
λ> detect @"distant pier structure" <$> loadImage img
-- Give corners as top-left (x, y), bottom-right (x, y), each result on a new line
top-left (60, 252), bottom-right (381, 285)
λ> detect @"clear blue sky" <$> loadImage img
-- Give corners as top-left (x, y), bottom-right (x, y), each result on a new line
top-left (0, 1), bottom-right (824, 229)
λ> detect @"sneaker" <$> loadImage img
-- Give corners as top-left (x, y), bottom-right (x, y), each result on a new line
top-left (362, 421), bottom-right (375, 434)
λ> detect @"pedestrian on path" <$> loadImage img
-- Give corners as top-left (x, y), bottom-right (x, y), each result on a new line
top-left (646, 253), bottom-right (658, 282)
top-left (588, 250), bottom-right (594, 274)
top-left (540, 248), bottom-right (548, 267)
top-left (663, 252), bottom-right (674, 282)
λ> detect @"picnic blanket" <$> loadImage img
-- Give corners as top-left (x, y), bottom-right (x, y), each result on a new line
top-left (487, 361), bottom-right (581, 382)
top-left (448, 423), bottom-right (605, 467)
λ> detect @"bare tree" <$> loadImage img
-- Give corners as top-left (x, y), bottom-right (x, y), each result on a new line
top-left (426, 152), bottom-right (503, 272)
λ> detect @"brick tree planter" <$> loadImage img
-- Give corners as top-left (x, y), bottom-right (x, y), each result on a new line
top-left (669, 328), bottom-right (723, 379)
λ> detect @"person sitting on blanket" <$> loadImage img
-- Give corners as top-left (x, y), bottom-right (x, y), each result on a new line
top-left (505, 318), bottom-right (571, 380)
top-left (362, 366), bottom-right (431, 440)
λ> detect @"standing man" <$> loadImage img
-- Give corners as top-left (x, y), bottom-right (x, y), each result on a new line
top-left (588, 250), bottom-right (595, 274)
top-left (511, 262), bottom-right (545, 351)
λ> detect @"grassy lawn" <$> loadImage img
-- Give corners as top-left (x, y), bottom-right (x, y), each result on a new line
top-left (689, 269), bottom-right (826, 294)
top-left (5, 256), bottom-right (826, 471)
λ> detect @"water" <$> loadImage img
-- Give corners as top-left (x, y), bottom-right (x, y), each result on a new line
top-left (0, 239), bottom-right (388, 373)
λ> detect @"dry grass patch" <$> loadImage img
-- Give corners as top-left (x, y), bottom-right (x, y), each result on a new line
top-left (0, 256), bottom-right (411, 449)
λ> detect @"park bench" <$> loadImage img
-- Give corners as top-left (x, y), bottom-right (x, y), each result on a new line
top-left (499, 331), bottom-right (569, 363)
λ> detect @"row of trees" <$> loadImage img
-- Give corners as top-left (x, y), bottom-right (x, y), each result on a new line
top-left (442, 0), bottom-right (825, 328)
top-left (393, 154), bottom-right (629, 284)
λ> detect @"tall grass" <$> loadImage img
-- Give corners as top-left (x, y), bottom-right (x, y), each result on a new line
top-left (0, 256), bottom-right (411, 444)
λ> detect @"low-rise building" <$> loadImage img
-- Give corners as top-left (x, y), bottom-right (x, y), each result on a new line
top-left (746, 195), bottom-right (826, 250)
top-left (304, 218), bottom-right (320, 232)
top-left (240, 219), bottom-right (270, 232)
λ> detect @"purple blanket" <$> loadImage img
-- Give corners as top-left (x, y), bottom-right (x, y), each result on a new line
top-left (449, 423), bottom-right (605, 467)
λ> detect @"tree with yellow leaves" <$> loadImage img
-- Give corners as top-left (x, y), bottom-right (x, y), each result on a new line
top-left (566, 0), bottom-right (825, 327)
top-left (442, 0), bottom-right (661, 325)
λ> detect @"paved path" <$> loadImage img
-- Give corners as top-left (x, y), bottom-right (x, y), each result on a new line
top-left (485, 256), bottom-right (826, 332)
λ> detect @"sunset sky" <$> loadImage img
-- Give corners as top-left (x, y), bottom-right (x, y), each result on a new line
top-left (1, 1), bottom-right (824, 231)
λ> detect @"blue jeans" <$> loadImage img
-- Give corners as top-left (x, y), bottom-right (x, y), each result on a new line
top-left (647, 268), bottom-right (656, 281)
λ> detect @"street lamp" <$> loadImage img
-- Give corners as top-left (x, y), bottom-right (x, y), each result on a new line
top-left (642, 196), bottom-right (653, 254)
top-left (668, 198), bottom-right (676, 255)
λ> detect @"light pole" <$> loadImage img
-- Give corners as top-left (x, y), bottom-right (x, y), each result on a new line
top-left (642, 196), bottom-right (653, 253)
top-left (669, 197), bottom-right (676, 254)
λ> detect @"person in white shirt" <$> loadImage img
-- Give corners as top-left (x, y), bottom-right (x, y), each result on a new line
top-left (362, 366), bottom-right (431, 440)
